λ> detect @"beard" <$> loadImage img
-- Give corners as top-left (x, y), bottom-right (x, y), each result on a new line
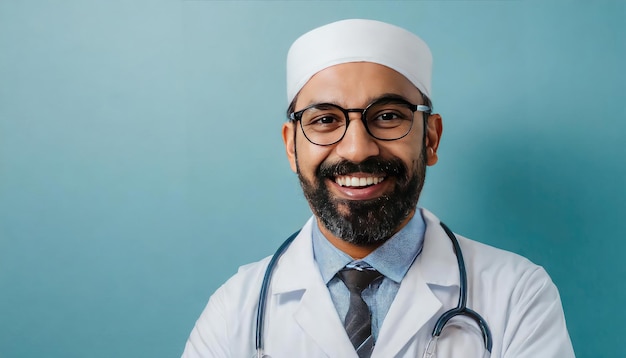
top-left (296, 148), bottom-right (426, 246)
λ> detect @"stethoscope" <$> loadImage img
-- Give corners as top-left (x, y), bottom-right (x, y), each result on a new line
top-left (255, 222), bottom-right (493, 358)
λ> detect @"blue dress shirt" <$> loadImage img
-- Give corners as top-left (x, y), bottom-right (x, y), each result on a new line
top-left (311, 210), bottom-right (426, 340)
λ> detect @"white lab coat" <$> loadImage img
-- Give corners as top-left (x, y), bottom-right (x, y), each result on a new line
top-left (182, 209), bottom-right (575, 357)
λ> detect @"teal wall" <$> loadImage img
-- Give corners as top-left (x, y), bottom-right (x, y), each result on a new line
top-left (1, 1), bottom-right (624, 357)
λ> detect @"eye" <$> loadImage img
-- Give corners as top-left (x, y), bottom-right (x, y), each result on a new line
top-left (304, 113), bottom-right (342, 126)
top-left (369, 110), bottom-right (407, 125)
top-left (375, 112), bottom-right (401, 121)
top-left (301, 105), bottom-right (345, 129)
top-left (315, 115), bottom-right (339, 125)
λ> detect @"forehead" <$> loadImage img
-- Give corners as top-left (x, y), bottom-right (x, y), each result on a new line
top-left (295, 62), bottom-right (422, 109)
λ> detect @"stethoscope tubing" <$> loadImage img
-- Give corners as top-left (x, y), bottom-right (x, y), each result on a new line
top-left (255, 222), bottom-right (492, 356)
top-left (255, 230), bottom-right (300, 357)
top-left (436, 223), bottom-right (493, 353)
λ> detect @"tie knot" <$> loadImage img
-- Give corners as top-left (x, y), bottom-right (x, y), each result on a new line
top-left (338, 268), bottom-right (382, 293)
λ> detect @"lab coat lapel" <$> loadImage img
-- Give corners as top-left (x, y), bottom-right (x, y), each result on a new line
top-left (271, 218), bottom-right (357, 358)
top-left (293, 275), bottom-right (358, 358)
top-left (374, 209), bottom-right (459, 357)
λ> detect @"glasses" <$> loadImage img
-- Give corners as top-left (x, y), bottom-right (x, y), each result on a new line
top-left (288, 96), bottom-right (431, 146)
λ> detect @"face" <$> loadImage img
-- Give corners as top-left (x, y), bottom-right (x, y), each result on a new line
top-left (282, 62), bottom-right (442, 247)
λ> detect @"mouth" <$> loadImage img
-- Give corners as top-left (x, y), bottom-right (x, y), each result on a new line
top-left (333, 174), bottom-right (386, 188)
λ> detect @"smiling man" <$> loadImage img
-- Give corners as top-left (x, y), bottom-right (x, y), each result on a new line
top-left (182, 19), bottom-right (575, 358)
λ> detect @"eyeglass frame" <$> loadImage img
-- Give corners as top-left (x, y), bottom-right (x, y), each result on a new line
top-left (287, 95), bottom-right (432, 146)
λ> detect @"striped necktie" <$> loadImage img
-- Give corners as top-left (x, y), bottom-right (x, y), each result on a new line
top-left (337, 268), bottom-right (382, 358)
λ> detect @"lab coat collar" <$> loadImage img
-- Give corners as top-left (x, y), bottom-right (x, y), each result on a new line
top-left (272, 209), bottom-right (459, 292)
top-left (272, 209), bottom-right (459, 293)
top-left (272, 216), bottom-right (321, 294)
top-left (418, 208), bottom-right (461, 288)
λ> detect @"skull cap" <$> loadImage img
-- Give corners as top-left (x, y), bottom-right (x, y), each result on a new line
top-left (286, 19), bottom-right (433, 105)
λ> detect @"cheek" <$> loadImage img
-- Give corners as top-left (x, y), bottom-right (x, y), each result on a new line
top-left (295, 139), bottom-right (332, 174)
top-left (384, 140), bottom-right (423, 164)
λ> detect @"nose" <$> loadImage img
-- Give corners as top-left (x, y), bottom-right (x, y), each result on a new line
top-left (334, 113), bottom-right (380, 163)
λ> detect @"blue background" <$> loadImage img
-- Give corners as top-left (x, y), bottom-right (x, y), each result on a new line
top-left (1, 1), bottom-right (624, 357)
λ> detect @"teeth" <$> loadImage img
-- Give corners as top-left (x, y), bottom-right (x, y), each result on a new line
top-left (335, 176), bottom-right (385, 187)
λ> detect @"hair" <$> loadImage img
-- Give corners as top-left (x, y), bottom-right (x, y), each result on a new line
top-left (286, 95), bottom-right (298, 119)
top-left (286, 94), bottom-right (299, 139)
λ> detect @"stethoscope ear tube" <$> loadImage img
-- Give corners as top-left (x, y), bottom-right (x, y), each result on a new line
top-left (435, 222), bottom-right (493, 353)
top-left (255, 230), bottom-right (301, 356)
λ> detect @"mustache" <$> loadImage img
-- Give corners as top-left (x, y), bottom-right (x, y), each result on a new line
top-left (317, 157), bottom-right (407, 178)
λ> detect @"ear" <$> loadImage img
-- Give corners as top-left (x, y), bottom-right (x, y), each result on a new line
top-left (425, 113), bottom-right (443, 166)
top-left (282, 122), bottom-right (298, 173)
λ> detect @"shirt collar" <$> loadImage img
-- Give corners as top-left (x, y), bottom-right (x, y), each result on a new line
top-left (312, 210), bottom-right (426, 284)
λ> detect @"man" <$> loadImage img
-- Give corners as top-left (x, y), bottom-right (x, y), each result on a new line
top-left (182, 19), bottom-right (574, 357)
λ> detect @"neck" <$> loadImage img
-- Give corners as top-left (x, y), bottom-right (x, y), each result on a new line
top-left (317, 210), bottom-right (415, 259)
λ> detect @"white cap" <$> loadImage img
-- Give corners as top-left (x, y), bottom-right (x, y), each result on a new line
top-left (286, 19), bottom-right (433, 104)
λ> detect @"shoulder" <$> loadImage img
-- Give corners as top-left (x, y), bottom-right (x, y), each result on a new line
top-left (182, 255), bottom-right (273, 357)
top-left (458, 234), bottom-right (540, 272)
top-left (213, 255), bottom-right (272, 307)
top-left (202, 219), bottom-right (316, 312)
top-left (421, 208), bottom-right (557, 300)
top-left (421, 208), bottom-right (546, 278)
top-left (456, 234), bottom-right (555, 293)
top-left (193, 254), bottom-right (274, 332)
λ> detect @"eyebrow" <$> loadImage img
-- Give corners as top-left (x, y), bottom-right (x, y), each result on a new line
top-left (303, 93), bottom-right (417, 109)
